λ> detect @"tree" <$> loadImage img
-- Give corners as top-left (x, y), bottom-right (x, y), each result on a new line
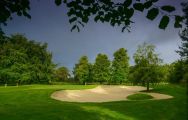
top-left (93, 53), bottom-right (111, 84)
top-left (177, 2), bottom-right (188, 61)
top-left (133, 42), bottom-right (162, 91)
top-left (0, 34), bottom-right (55, 85)
top-left (176, 2), bottom-right (188, 84)
top-left (169, 61), bottom-right (186, 83)
top-left (55, 66), bottom-right (70, 82)
top-left (73, 56), bottom-right (90, 84)
top-left (0, 0), bottom-right (184, 33)
top-left (111, 48), bottom-right (129, 84)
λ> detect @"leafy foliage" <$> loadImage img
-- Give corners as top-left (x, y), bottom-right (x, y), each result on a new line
top-left (0, 0), bottom-right (184, 33)
top-left (63, 0), bottom-right (183, 31)
top-left (132, 43), bottom-right (162, 89)
top-left (0, 0), bottom-right (31, 26)
top-left (93, 54), bottom-right (111, 84)
top-left (73, 56), bottom-right (90, 84)
top-left (54, 66), bottom-right (70, 82)
top-left (0, 34), bottom-right (54, 85)
top-left (111, 48), bottom-right (129, 84)
top-left (177, 2), bottom-right (188, 61)
top-left (169, 61), bottom-right (187, 84)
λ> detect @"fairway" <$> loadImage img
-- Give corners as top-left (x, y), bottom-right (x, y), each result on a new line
top-left (0, 84), bottom-right (187, 120)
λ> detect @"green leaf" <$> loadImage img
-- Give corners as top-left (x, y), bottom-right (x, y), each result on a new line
top-left (133, 3), bottom-right (144, 12)
top-left (159, 16), bottom-right (169, 29)
top-left (55, 0), bottom-right (62, 6)
top-left (123, 0), bottom-right (132, 7)
top-left (161, 5), bottom-right (175, 13)
top-left (69, 17), bottom-right (77, 23)
top-left (146, 8), bottom-right (159, 20)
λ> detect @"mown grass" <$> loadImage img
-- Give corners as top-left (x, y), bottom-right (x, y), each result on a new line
top-left (127, 93), bottom-right (153, 100)
top-left (0, 84), bottom-right (187, 120)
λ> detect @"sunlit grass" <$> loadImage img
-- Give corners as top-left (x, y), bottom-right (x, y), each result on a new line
top-left (0, 84), bottom-right (187, 120)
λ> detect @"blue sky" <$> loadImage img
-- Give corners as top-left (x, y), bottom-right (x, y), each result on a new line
top-left (2, 0), bottom-right (185, 71)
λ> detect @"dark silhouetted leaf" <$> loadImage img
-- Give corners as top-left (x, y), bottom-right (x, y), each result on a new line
top-left (82, 16), bottom-right (89, 23)
top-left (17, 11), bottom-right (22, 16)
top-left (161, 5), bottom-right (175, 13)
top-left (55, 0), bottom-right (62, 6)
top-left (78, 21), bottom-right (84, 27)
top-left (23, 11), bottom-right (31, 19)
top-left (133, 3), bottom-right (144, 12)
top-left (126, 8), bottom-right (134, 18)
top-left (76, 26), bottom-right (80, 32)
top-left (71, 25), bottom-right (77, 32)
top-left (174, 15), bottom-right (184, 28)
top-left (123, 0), bottom-right (132, 7)
top-left (63, 0), bottom-right (67, 3)
top-left (69, 17), bottom-right (77, 23)
top-left (151, 0), bottom-right (158, 2)
top-left (98, 11), bottom-right (104, 16)
top-left (122, 26), bottom-right (126, 32)
top-left (94, 15), bottom-right (100, 22)
top-left (146, 8), bottom-right (159, 20)
top-left (159, 16), bottom-right (169, 29)
top-left (144, 1), bottom-right (152, 9)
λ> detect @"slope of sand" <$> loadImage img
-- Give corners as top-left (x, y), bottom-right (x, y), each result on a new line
top-left (51, 86), bottom-right (173, 103)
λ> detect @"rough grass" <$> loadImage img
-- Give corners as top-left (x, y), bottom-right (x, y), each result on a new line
top-left (127, 93), bottom-right (153, 100)
top-left (0, 84), bottom-right (187, 120)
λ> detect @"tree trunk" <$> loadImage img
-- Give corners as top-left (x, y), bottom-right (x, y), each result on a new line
top-left (120, 81), bottom-right (122, 84)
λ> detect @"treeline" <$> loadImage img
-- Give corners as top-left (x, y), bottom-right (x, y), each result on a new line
top-left (0, 34), bottom-right (187, 86)
top-left (56, 43), bottom-right (188, 85)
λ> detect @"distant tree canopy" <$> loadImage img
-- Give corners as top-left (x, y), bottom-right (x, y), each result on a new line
top-left (0, 0), bottom-right (184, 33)
top-left (111, 48), bottom-right (129, 84)
top-left (0, 35), bottom-right (186, 86)
top-left (54, 66), bottom-right (70, 82)
top-left (0, 34), bottom-right (55, 85)
top-left (93, 53), bottom-right (111, 84)
top-left (73, 56), bottom-right (90, 84)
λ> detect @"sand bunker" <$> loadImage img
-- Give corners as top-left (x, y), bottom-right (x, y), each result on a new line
top-left (51, 86), bottom-right (173, 103)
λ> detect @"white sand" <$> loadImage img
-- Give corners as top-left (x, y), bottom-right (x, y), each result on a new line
top-left (51, 86), bottom-right (173, 103)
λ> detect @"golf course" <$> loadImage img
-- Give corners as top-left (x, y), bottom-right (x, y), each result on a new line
top-left (0, 0), bottom-right (188, 120)
top-left (0, 84), bottom-right (187, 120)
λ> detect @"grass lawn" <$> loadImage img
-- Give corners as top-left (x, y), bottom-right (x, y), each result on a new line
top-left (0, 84), bottom-right (187, 120)
top-left (127, 93), bottom-right (153, 100)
